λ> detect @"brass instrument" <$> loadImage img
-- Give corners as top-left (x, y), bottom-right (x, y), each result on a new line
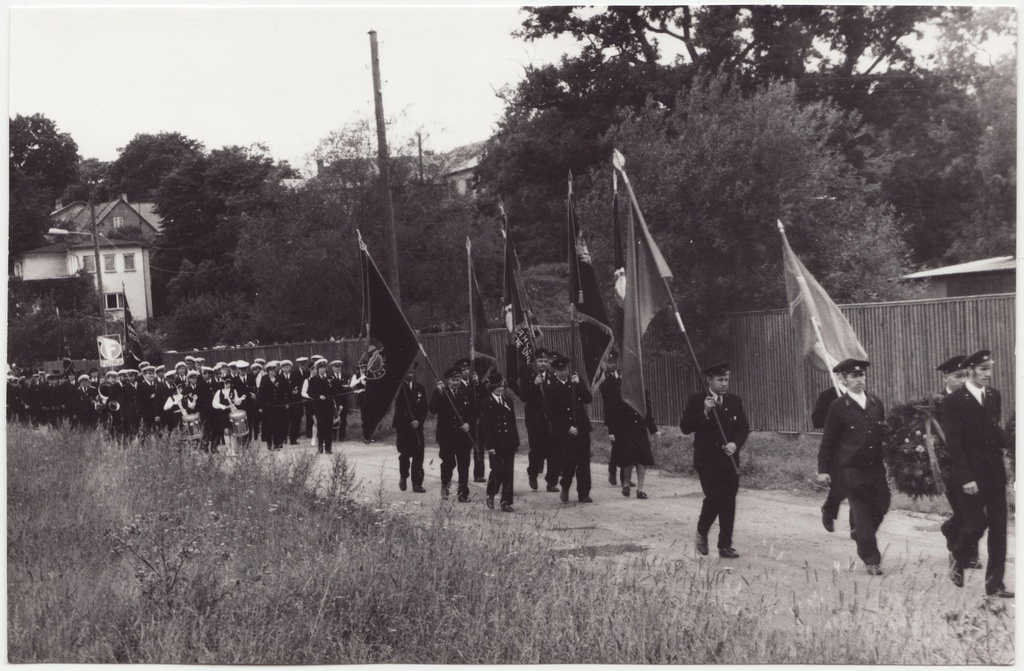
top-left (333, 404), bottom-right (342, 429)
top-left (107, 400), bottom-right (121, 412)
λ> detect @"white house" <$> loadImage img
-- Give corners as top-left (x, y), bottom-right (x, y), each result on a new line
top-left (13, 238), bottom-right (155, 327)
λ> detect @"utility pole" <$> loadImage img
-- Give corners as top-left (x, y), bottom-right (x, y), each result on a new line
top-left (368, 29), bottom-right (401, 303)
top-left (88, 198), bottom-right (105, 327)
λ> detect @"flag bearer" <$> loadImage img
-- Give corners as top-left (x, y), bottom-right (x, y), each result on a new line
top-left (545, 355), bottom-right (594, 503)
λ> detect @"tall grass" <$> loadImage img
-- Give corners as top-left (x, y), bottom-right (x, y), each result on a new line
top-left (7, 424), bottom-right (1013, 663)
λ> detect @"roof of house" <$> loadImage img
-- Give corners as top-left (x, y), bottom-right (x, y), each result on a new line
top-left (903, 256), bottom-right (1016, 279)
top-left (439, 140), bottom-right (486, 177)
top-left (49, 196), bottom-right (164, 234)
top-left (20, 238), bottom-right (149, 256)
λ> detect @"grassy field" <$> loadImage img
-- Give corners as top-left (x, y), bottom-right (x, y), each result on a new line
top-left (7, 423), bottom-right (1013, 664)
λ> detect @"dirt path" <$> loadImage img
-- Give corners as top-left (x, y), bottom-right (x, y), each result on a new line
top-left (271, 435), bottom-right (1014, 620)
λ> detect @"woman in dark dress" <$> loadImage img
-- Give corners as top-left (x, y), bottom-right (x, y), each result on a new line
top-left (610, 391), bottom-right (659, 499)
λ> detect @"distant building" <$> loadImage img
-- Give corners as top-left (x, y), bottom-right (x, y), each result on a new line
top-left (903, 256), bottom-right (1016, 298)
top-left (51, 194), bottom-right (163, 242)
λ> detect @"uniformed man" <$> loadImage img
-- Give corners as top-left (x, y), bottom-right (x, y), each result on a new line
top-left (816, 359), bottom-right (888, 575)
top-left (246, 360), bottom-right (264, 443)
top-left (680, 362), bottom-right (750, 559)
top-left (430, 366), bottom-right (478, 501)
top-left (282, 360), bottom-right (304, 444)
top-left (184, 355), bottom-right (197, 374)
top-left (70, 374), bottom-right (99, 430)
top-left (329, 359), bottom-right (351, 442)
top-left (480, 373), bottom-right (520, 512)
top-left (295, 356), bottom-right (314, 439)
top-left (302, 360), bottom-right (335, 454)
top-left (599, 351), bottom-right (635, 488)
top-left (508, 347), bottom-right (559, 493)
top-left (138, 364), bottom-right (159, 434)
top-left (934, 355), bottom-right (981, 570)
top-left (454, 357), bottom-right (487, 483)
top-left (118, 369), bottom-right (143, 440)
top-left (941, 350), bottom-right (1012, 598)
top-left (258, 361), bottom-right (289, 450)
top-left (545, 355), bottom-right (594, 504)
top-left (392, 362), bottom-right (428, 493)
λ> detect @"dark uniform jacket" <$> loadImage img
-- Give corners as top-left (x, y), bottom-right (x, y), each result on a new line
top-left (478, 393), bottom-right (520, 452)
top-left (330, 374), bottom-right (351, 413)
top-left (811, 386), bottom-right (841, 430)
top-left (286, 370), bottom-right (305, 409)
top-left (119, 382), bottom-right (143, 420)
top-left (392, 380), bottom-right (428, 429)
top-left (509, 369), bottom-right (553, 433)
top-left (816, 393), bottom-right (886, 475)
top-left (258, 374), bottom-right (290, 409)
top-left (71, 385), bottom-right (99, 424)
top-left (138, 379), bottom-right (159, 419)
top-left (600, 374), bottom-right (657, 445)
top-left (430, 384), bottom-right (478, 448)
top-left (543, 377), bottom-right (592, 437)
top-left (680, 392), bottom-right (750, 469)
top-left (940, 386), bottom-right (1006, 492)
top-left (305, 375), bottom-right (334, 412)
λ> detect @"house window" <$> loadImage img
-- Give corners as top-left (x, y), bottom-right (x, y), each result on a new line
top-left (82, 255), bottom-right (96, 272)
top-left (123, 253), bottom-right (136, 272)
top-left (112, 216), bottom-right (125, 228)
top-left (105, 293), bottom-right (125, 310)
top-left (103, 254), bottom-right (116, 273)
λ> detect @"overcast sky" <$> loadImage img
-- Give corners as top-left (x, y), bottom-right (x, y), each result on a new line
top-left (9, 4), bottom-right (579, 174)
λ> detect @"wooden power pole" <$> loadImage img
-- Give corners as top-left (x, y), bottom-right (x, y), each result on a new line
top-left (368, 30), bottom-right (401, 303)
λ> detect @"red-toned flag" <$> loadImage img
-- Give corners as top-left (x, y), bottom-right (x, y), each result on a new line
top-left (500, 206), bottom-right (542, 381)
top-left (467, 238), bottom-right (498, 380)
top-left (568, 176), bottom-right (613, 390)
top-left (620, 200), bottom-right (674, 417)
top-left (123, 297), bottom-right (145, 369)
top-left (358, 233), bottom-right (422, 440)
top-left (778, 220), bottom-right (867, 373)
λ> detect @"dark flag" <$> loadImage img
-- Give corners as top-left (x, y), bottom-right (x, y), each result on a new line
top-left (612, 171), bottom-right (626, 347)
top-left (358, 232), bottom-right (422, 441)
top-left (55, 306), bottom-right (66, 362)
top-left (123, 296), bottom-right (145, 369)
top-left (568, 175), bottom-right (613, 390)
top-left (620, 199), bottom-right (674, 417)
top-left (467, 238), bottom-right (498, 380)
top-left (500, 204), bottom-right (542, 381)
top-left (778, 220), bottom-right (867, 374)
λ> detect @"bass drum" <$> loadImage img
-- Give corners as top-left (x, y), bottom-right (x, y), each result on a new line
top-left (229, 409), bottom-right (249, 440)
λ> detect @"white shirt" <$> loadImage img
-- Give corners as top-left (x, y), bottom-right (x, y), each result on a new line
top-left (965, 380), bottom-right (986, 406)
top-left (491, 392), bottom-right (507, 409)
top-left (847, 390), bottom-right (867, 409)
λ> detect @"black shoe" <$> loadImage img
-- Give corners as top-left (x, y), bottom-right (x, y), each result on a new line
top-left (412, 485), bottom-right (427, 493)
top-left (695, 533), bottom-right (709, 556)
top-left (486, 496), bottom-right (495, 509)
top-left (529, 474), bottom-right (539, 491)
top-left (441, 487), bottom-right (450, 501)
top-left (821, 505), bottom-right (834, 533)
top-left (966, 557), bottom-right (984, 570)
top-left (317, 449), bottom-right (324, 454)
top-left (986, 588), bottom-right (1014, 598)
top-left (289, 440), bottom-right (299, 445)
top-left (399, 477), bottom-right (407, 492)
top-left (501, 503), bottom-right (515, 513)
top-left (949, 557), bottom-right (964, 588)
top-left (866, 564), bottom-right (883, 575)
top-left (578, 495), bottom-right (593, 503)
top-left (627, 481), bottom-right (636, 487)
top-left (718, 547), bottom-right (739, 559)
top-left (636, 491), bottom-right (648, 500)
top-left (622, 485), bottom-right (630, 497)
top-left (547, 484), bottom-right (560, 493)
top-left (457, 495), bottom-right (469, 503)
top-left (474, 477), bottom-right (487, 483)
top-left (608, 472), bottom-right (618, 486)
top-left (560, 487), bottom-right (569, 503)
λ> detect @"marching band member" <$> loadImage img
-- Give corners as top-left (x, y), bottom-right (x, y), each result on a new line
top-left (430, 366), bottom-right (478, 502)
top-left (302, 359), bottom-right (335, 454)
top-left (392, 362), bottom-right (428, 493)
top-left (479, 373), bottom-right (519, 512)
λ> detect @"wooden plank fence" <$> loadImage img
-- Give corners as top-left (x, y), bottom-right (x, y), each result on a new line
top-left (35, 292), bottom-right (1001, 433)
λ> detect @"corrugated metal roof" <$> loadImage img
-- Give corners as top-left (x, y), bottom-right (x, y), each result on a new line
top-left (903, 256), bottom-right (1016, 279)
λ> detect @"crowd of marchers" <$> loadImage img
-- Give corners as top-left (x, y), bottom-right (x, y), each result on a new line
top-left (6, 346), bottom-right (1011, 599)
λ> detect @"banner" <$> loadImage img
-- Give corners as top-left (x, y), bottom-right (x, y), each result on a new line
top-left (97, 334), bottom-right (124, 368)
top-left (123, 297), bottom-right (145, 369)
top-left (568, 177), bottom-right (613, 389)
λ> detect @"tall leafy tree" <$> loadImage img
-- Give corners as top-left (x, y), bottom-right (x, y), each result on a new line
top-left (106, 132), bottom-right (205, 201)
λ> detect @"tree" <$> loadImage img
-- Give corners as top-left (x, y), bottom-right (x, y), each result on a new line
top-left (575, 77), bottom-right (916, 350)
top-left (106, 132), bottom-right (205, 201)
top-left (9, 114), bottom-right (80, 262)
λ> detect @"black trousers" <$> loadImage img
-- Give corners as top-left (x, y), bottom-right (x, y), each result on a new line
top-left (305, 404), bottom-right (315, 438)
top-left (526, 424), bottom-right (559, 486)
top-left (263, 408), bottom-right (287, 448)
top-left (696, 462), bottom-right (739, 549)
top-left (940, 475), bottom-right (980, 559)
top-left (951, 485), bottom-right (1008, 593)
top-left (487, 449), bottom-right (516, 506)
top-left (313, 406), bottom-right (334, 453)
top-left (822, 480), bottom-right (855, 533)
top-left (558, 433), bottom-right (591, 497)
top-left (396, 427), bottom-right (425, 486)
top-left (843, 466), bottom-right (890, 565)
top-left (440, 441), bottom-right (472, 500)
top-left (248, 407), bottom-right (261, 442)
top-left (472, 439), bottom-right (486, 480)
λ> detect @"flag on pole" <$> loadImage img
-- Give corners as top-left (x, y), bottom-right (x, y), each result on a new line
top-left (55, 306), bottom-right (66, 362)
top-left (778, 220), bottom-right (867, 372)
top-left (500, 205), bottom-right (541, 381)
top-left (358, 232), bottom-right (422, 441)
top-left (467, 238), bottom-right (498, 380)
top-left (123, 295), bottom-right (145, 369)
top-left (611, 171), bottom-right (626, 346)
top-left (620, 199), bottom-right (674, 417)
top-left (568, 176), bottom-right (613, 389)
